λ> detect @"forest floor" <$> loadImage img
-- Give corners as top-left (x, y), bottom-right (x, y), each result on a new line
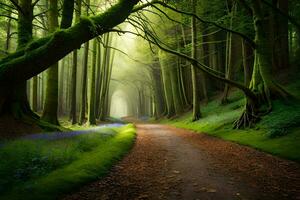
top-left (63, 124), bottom-right (300, 200)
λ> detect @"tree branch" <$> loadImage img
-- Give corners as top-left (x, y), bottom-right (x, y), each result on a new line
top-left (132, 0), bottom-right (256, 48)
top-left (9, 0), bottom-right (25, 15)
top-left (0, 0), bottom-right (140, 84)
top-left (32, 0), bottom-right (41, 7)
top-left (110, 28), bottom-right (257, 101)
top-left (0, 14), bottom-right (18, 21)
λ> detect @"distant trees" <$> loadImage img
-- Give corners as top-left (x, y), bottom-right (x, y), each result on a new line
top-left (124, 0), bottom-right (299, 128)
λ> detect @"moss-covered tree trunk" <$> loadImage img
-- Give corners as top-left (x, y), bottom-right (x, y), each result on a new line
top-left (6, 0), bottom-right (38, 120)
top-left (42, 0), bottom-right (60, 125)
top-left (5, 11), bottom-right (12, 52)
top-left (234, 0), bottom-right (293, 128)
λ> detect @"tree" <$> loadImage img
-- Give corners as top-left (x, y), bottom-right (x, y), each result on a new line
top-left (10, 0), bottom-right (37, 121)
top-left (79, 0), bottom-right (90, 125)
top-left (191, 0), bottom-right (201, 121)
top-left (70, 0), bottom-right (81, 124)
top-left (42, 0), bottom-right (60, 125)
top-left (87, 39), bottom-right (97, 125)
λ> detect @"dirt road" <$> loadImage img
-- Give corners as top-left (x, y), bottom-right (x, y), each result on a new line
top-left (64, 124), bottom-right (300, 200)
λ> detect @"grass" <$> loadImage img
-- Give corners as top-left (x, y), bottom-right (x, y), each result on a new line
top-left (0, 124), bottom-right (136, 200)
top-left (162, 87), bottom-right (300, 163)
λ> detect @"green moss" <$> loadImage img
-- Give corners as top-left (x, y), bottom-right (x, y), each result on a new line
top-left (25, 36), bottom-right (51, 52)
top-left (162, 88), bottom-right (300, 163)
top-left (0, 124), bottom-right (136, 200)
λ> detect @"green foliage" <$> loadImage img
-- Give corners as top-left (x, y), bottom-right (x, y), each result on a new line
top-left (162, 88), bottom-right (300, 162)
top-left (259, 101), bottom-right (300, 138)
top-left (0, 124), bottom-right (136, 200)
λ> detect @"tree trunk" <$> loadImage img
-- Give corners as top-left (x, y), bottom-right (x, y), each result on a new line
top-left (222, 2), bottom-right (242, 104)
top-left (99, 34), bottom-right (112, 121)
top-left (151, 63), bottom-right (165, 118)
top-left (87, 39), bottom-right (97, 125)
top-left (58, 59), bottom-right (65, 115)
top-left (95, 41), bottom-right (102, 118)
top-left (79, 0), bottom-right (90, 124)
top-left (159, 50), bottom-right (176, 118)
top-left (170, 60), bottom-right (184, 114)
top-left (271, 0), bottom-right (289, 70)
top-left (242, 40), bottom-right (254, 87)
top-left (234, 0), bottom-right (293, 128)
top-left (70, 0), bottom-right (81, 124)
top-left (5, 0), bottom-right (38, 121)
top-left (42, 0), bottom-right (60, 125)
top-left (79, 41), bottom-right (89, 124)
top-left (191, 0), bottom-right (201, 121)
top-left (32, 76), bottom-right (38, 112)
top-left (5, 12), bottom-right (12, 52)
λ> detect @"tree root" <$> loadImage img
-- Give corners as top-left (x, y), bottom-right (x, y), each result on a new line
top-left (233, 97), bottom-right (274, 129)
top-left (233, 109), bottom-right (260, 129)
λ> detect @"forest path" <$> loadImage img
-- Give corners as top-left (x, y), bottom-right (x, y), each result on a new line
top-left (64, 124), bottom-right (300, 200)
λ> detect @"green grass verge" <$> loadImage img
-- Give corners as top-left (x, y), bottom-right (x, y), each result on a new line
top-left (0, 124), bottom-right (136, 200)
top-left (162, 90), bottom-right (300, 163)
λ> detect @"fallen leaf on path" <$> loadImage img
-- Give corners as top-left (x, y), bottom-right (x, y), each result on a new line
top-left (137, 194), bottom-right (149, 199)
top-left (207, 188), bottom-right (217, 193)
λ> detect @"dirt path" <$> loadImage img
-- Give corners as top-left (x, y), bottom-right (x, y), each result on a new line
top-left (64, 124), bottom-right (300, 200)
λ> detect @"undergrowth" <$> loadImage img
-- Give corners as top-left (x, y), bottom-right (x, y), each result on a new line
top-left (162, 78), bottom-right (300, 162)
top-left (0, 124), bottom-right (136, 200)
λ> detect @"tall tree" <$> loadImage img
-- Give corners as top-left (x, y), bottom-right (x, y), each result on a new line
top-left (221, 2), bottom-right (243, 104)
top-left (79, 0), bottom-right (90, 124)
top-left (87, 39), bottom-right (97, 125)
top-left (42, 0), bottom-right (60, 125)
top-left (191, 0), bottom-right (201, 121)
top-left (10, 0), bottom-right (38, 121)
top-left (70, 0), bottom-right (81, 124)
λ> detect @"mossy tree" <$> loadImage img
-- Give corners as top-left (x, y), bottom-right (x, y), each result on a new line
top-left (9, 0), bottom-right (37, 121)
top-left (0, 0), bottom-right (139, 125)
top-left (42, 0), bottom-right (60, 125)
top-left (79, 0), bottom-right (90, 125)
